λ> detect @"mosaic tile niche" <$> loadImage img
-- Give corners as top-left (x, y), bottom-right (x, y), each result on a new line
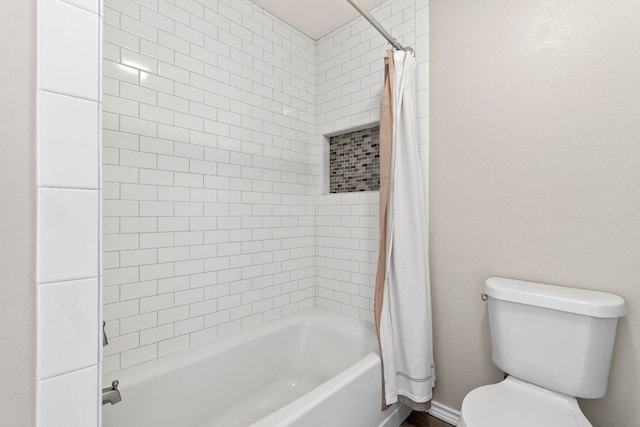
top-left (329, 126), bottom-right (380, 193)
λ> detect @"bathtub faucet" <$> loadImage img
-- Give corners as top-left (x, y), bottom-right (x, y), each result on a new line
top-left (102, 380), bottom-right (121, 406)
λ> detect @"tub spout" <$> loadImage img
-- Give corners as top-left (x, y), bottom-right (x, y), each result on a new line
top-left (102, 380), bottom-right (121, 406)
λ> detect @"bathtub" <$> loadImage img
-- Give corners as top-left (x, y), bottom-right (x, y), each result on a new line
top-left (102, 309), bottom-right (411, 427)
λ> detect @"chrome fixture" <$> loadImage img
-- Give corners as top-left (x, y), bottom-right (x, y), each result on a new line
top-left (102, 380), bottom-right (121, 406)
top-left (346, 0), bottom-right (414, 53)
top-left (103, 321), bottom-right (108, 346)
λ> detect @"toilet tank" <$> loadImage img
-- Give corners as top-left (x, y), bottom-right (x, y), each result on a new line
top-left (485, 277), bottom-right (626, 399)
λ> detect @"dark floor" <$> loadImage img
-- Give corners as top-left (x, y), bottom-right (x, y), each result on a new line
top-left (400, 411), bottom-right (454, 427)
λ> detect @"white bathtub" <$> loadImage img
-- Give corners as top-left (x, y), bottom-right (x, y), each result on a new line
top-left (102, 309), bottom-right (411, 427)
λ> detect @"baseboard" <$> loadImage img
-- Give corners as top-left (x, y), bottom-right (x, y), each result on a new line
top-left (380, 402), bottom-right (413, 427)
top-left (429, 400), bottom-right (461, 426)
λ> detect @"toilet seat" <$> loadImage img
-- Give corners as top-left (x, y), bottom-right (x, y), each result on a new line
top-left (458, 377), bottom-right (593, 427)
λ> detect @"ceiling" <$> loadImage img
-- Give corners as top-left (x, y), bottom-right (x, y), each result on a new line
top-left (249, 0), bottom-right (386, 40)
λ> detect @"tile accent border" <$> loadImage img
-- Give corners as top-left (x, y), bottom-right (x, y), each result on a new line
top-left (36, 1), bottom-right (102, 426)
top-left (329, 126), bottom-right (380, 193)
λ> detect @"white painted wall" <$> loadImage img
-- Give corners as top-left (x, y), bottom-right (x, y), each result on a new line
top-left (0, 1), bottom-right (36, 425)
top-left (430, 0), bottom-right (640, 425)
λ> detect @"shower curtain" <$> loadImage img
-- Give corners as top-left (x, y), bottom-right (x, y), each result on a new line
top-left (375, 50), bottom-right (435, 411)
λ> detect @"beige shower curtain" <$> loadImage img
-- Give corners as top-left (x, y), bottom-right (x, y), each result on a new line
top-left (375, 50), bottom-right (435, 412)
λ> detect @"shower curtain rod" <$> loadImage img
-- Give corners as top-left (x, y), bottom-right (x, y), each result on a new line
top-left (346, 0), bottom-right (411, 52)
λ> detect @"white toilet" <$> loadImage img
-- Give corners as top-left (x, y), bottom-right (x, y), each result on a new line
top-left (458, 277), bottom-right (626, 427)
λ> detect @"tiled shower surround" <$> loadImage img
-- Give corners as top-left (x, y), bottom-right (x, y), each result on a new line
top-left (330, 126), bottom-right (381, 193)
top-left (103, 0), bottom-right (428, 372)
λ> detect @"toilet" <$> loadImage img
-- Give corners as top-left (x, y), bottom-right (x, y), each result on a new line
top-left (458, 277), bottom-right (626, 427)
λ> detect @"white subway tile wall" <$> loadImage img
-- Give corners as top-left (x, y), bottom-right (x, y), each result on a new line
top-left (103, 0), bottom-right (429, 371)
top-left (102, 0), bottom-right (317, 372)
top-left (36, 0), bottom-right (102, 426)
top-left (314, 0), bottom-right (429, 321)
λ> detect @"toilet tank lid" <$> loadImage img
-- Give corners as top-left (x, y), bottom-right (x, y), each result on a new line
top-left (485, 277), bottom-right (626, 318)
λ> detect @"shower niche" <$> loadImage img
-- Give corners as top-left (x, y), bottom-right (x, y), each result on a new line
top-left (323, 124), bottom-right (381, 194)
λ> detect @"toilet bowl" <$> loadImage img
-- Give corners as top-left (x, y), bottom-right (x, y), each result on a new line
top-left (457, 277), bottom-right (626, 427)
top-left (458, 376), bottom-right (592, 427)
